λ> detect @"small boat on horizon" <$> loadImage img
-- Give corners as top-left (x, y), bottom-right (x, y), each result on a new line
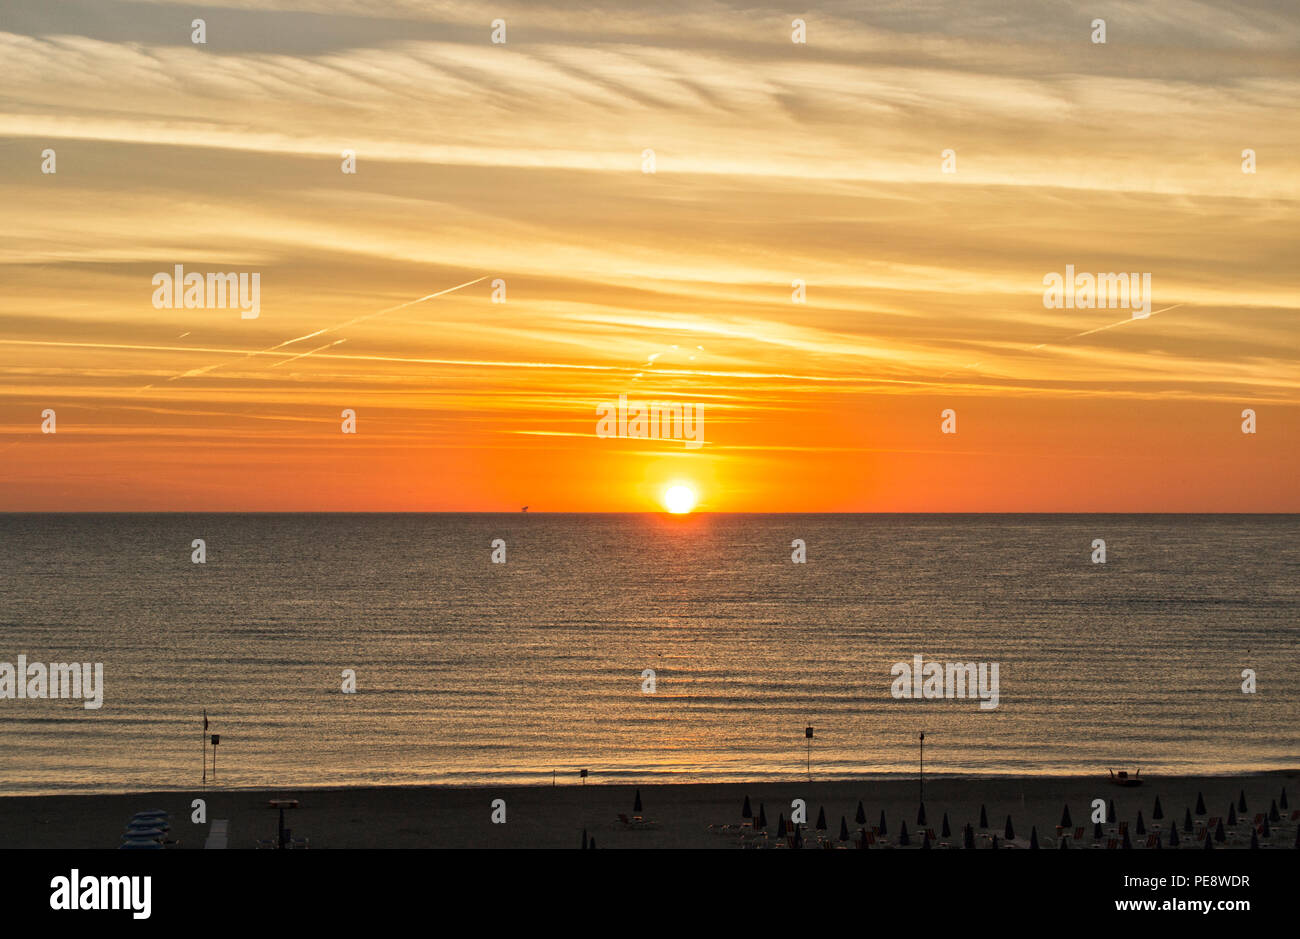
top-left (1108, 768), bottom-right (1143, 787)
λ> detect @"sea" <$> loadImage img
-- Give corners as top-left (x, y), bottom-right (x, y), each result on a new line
top-left (0, 513), bottom-right (1296, 795)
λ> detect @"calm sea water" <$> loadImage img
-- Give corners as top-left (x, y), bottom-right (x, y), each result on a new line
top-left (0, 514), bottom-right (1296, 795)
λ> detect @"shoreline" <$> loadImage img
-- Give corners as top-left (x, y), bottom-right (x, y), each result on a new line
top-left (3, 771), bottom-right (1295, 849)
top-left (2, 767), bottom-right (1297, 801)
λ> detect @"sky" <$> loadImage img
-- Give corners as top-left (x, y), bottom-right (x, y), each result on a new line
top-left (1, 0), bottom-right (1296, 511)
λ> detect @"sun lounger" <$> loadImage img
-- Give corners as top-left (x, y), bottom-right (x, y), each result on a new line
top-left (616, 813), bottom-right (658, 830)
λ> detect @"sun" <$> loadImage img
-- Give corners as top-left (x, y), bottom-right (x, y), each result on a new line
top-left (662, 484), bottom-right (698, 514)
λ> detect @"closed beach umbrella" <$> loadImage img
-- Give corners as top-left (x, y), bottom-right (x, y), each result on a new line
top-left (777, 814), bottom-right (787, 837)
top-left (917, 803), bottom-right (926, 826)
top-left (839, 816), bottom-right (849, 842)
top-left (1121, 827), bottom-right (1131, 849)
top-left (1261, 816), bottom-right (1271, 837)
top-left (1183, 808), bottom-right (1193, 833)
top-left (589, 837), bottom-right (596, 849)
top-left (1152, 796), bottom-right (1163, 820)
top-left (1004, 815), bottom-right (1014, 840)
top-left (963, 824), bottom-right (974, 850)
top-left (990, 835), bottom-right (999, 850)
top-left (816, 806), bottom-right (827, 831)
top-left (1269, 799), bottom-right (1280, 822)
top-left (855, 801), bottom-right (866, 825)
top-left (1136, 811), bottom-right (1145, 835)
top-left (1214, 819), bottom-right (1225, 842)
top-left (1203, 833), bottom-right (1213, 850)
top-left (1250, 829), bottom-right (1259, 849)
top-left (898, 821), bottom-right (910, 846)
top-left (859, 828), bottom-right (869, 849)
top-left (1108, 800), bottom-right (1117, 824)
top-left (1030, 826), bottom-right (1039, 850)
top-left (941, 812), bottom-right (951, 838)
top-left (742, 795), bottom-right (752, 819)
top-left (921, 830), bottom-right (931, 850)
top-left (1228, 804), bottom-right (1237, 826)
top-left (1238, 790), bottom-right (1247, 812)
top-left (1195, 792), bottom-right (1206, 815)
top-left (1060, 804), bottom-right (1072, 828)
top-left (1059, 837), bottom-right (1068, 850)
top-left (878, 810), bottom-right (888, 836)
top-left (1093, 820), bottom-right (1103, 840)
top-left (978, 804), bottom-right (988, 829)
top-left (1169, 822), bottom-right (1179, 847)
top-left (793, 826), bottom-right (803, 849)
top-left (1154, 833), bottom-right (1162, 850)
top-left (634, 790), bottom-right (642, 813)
top-left (581, 828), bottom-right (588, 850)
top-left (756, 804), bottom-right (767, 829)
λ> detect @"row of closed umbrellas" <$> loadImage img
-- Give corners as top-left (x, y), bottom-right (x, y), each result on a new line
top-left (732, 785), bottom-right (1293, 849)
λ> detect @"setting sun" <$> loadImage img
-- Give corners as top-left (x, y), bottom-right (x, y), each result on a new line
top-left (663, 485), bottom-right (698, 514)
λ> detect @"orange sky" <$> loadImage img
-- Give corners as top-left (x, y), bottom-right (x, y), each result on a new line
top-left (1, 1), bottom-right (1296, 511)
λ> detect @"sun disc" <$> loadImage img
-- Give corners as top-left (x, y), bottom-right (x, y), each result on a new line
top-left (663, 485), bottom-right (697, 514)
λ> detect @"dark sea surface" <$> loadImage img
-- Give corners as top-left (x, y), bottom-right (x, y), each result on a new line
top-left (0, 513), bottom-right (1295, 795)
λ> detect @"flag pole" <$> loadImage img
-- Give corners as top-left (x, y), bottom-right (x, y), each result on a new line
top-left (202, 710), bottom-right (208, 785)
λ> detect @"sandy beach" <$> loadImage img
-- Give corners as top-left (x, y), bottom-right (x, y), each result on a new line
top-left (2, 772), bottom-right (1295, 850)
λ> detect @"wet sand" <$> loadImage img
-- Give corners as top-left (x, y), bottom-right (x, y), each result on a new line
top-left (1, 772), bottom-right (1295, 849)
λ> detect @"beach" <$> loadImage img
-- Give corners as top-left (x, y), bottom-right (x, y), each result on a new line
top-left (2, 772), bottom-right (1294, 849)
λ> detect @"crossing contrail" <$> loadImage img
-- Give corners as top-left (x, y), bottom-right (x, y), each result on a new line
top-left (940, 303), bottom-right (1185, 378)
top-left (166, 275), bottom-right (489, 382)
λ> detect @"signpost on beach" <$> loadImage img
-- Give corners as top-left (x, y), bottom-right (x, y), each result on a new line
top-left (211, 733), bottom-right (220, 780)
top-left (919, 732), bottom-right (925, 804)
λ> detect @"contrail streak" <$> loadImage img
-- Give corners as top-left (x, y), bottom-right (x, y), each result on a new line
top-left (940, 303), bottom-right (1185, 378)
top-left (268, 275), bottom-right (490, 351)
top-left (166, 275), bottom-right (489, 382)
top-left (1028, 303), bottom-right (1183, 350)
top-left (268, 339), bottom-right (346, 368)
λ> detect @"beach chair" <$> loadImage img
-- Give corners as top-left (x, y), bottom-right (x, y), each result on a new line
top-left (1145, 834), bottom-right (1159, 848)
top-left (1073, 826), bottom-right (1085, 841)
top-left (1105, 838), bottom-right (1119, 850)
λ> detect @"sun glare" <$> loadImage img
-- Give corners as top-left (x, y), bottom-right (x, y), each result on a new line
top-left (663, 484), bottom-right (698, 514)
